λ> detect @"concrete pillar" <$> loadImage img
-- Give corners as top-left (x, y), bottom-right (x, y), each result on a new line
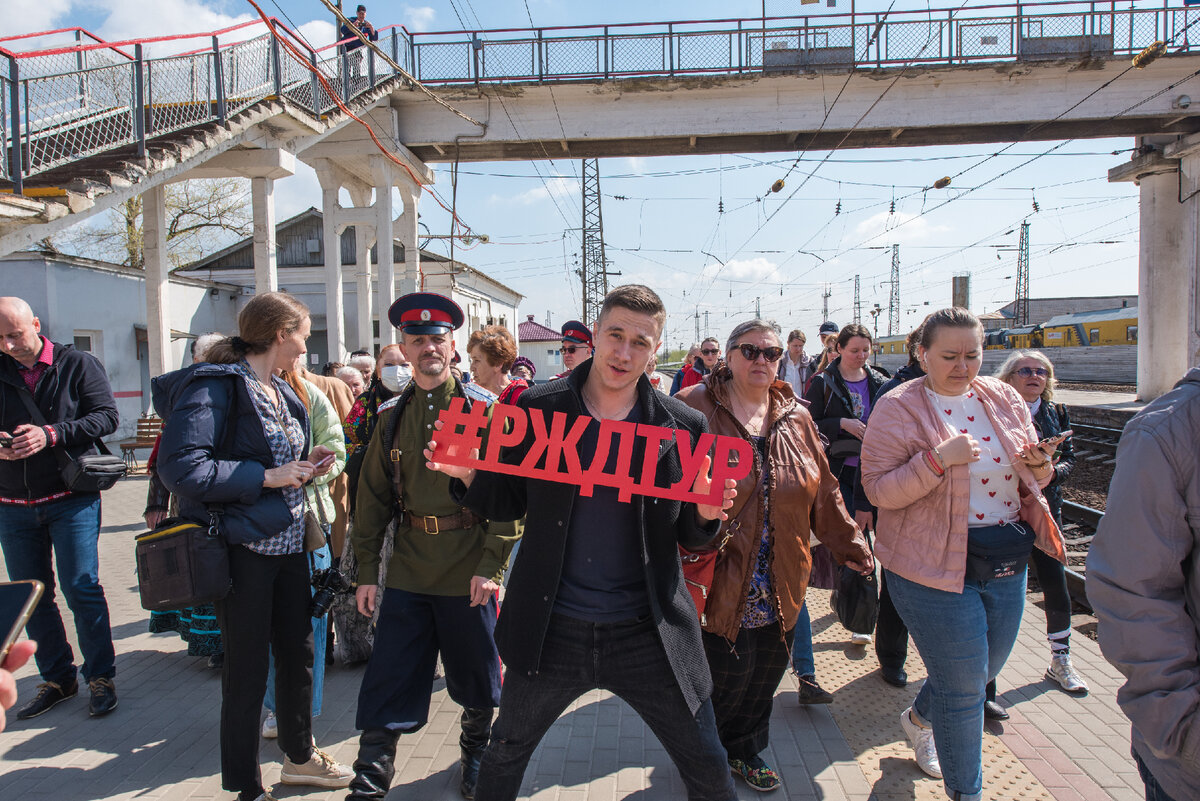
top-left (1111, 134), bottom-right (1200, 400)
top-left (373, 156), bottom-right (397, 346)
top-left (143, 186), bottom-right (172, 380)
top-left (347, 186), bottom-right (375, 353)
top-left (318, 176), bottom-right (346, 361)
top-left (251, 176), bottom-right (278, 294)
top-left (398, 179), bottom-right (422, 297)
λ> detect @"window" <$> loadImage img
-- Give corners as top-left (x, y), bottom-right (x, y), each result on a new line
top-left (1126, 325), bottom-right (1138, 342)
top-left (73, 330), bottom-right (103, 362)
top-left (1089, 328), bottom-right (1100, 344)
top-left (548, 348), bottom-right (561, 366)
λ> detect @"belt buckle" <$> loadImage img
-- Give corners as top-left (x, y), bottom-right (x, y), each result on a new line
top-left (422, 515), bottom-right (440, 535)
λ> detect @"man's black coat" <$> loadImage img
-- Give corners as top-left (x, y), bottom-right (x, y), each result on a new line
top-left (454, 360), bottom-right (722, 714)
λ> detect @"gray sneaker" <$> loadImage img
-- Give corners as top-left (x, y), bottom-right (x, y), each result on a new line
top-left (1046, 653), bottom-right (1089, 694)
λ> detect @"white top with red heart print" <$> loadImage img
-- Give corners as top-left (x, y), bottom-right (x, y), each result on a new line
top-left (926, 387), bottom-right (1020, 527)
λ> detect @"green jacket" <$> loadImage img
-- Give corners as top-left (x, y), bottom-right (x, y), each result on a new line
top-left (301, 377), bottom-right (346, 524)
top-left (353, 376), bottom-right (519, 595)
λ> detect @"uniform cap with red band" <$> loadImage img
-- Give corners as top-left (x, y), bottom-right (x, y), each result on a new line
top-left (560, 320), bottom-right (593, 348)
top-left (387, 292), bottom-right (465, 335)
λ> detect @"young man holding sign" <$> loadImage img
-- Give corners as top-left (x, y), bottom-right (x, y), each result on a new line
top-left (427, 285), bottom-right (739, 801)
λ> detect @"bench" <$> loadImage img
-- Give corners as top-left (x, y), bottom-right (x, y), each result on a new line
top-left (119, 415), bottom-right (163, 470)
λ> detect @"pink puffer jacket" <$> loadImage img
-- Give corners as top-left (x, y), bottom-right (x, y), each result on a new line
top-left (860, 375), bottom-right (1065, 593)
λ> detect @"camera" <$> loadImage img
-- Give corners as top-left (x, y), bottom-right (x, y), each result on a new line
top-left (310, 567), bottom-right (354, 618)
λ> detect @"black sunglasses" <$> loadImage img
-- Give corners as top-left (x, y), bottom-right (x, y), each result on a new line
top-left (735, 344), bottom-right (784, 363)
top-left (700, 348), bottom-right (720, 356)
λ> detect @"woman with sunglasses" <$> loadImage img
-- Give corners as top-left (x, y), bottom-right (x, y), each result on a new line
top-left (677, 320), bottom-right (872, 792)
top-left (987, 351), bottom-right (1086, 719)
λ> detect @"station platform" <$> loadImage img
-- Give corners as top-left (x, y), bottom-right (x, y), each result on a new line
top-left (0, 476), bottom-right (1143, 801)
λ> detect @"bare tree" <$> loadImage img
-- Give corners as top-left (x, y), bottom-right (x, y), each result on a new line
top-left (54, 178), bottom-right (252, 269)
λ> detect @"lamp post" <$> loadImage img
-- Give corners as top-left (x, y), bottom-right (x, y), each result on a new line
top-left (868, 303), bottom-right (882, 364)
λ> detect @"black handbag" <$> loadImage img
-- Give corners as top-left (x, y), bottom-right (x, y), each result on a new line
top-left (831, 565), bottom-right (879, 635)
top-left (16, 389), bottom-right (127, 492)
top-left (135, 513), bottom-right (231, 612)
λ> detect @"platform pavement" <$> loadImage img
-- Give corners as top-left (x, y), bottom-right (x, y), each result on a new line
top-left (0, 476), bottom-right (1144, 801)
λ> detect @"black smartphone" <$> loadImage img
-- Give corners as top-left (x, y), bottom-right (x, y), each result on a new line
top-left (0, 580), bottom-right (43, 664)
top-left (1038, 429), bottom-right (1073, 448)
top-left (0, 435), bottom-right (13, 449)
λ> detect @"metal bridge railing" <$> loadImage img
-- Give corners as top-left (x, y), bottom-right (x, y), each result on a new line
top-left (4, 2), bottom-right (1200, 196)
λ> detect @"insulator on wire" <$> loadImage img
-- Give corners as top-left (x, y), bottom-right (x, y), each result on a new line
top-left (1032, 197), bottom-right (1040, 213)
top-left (934, 176), bottom-right (952, 189)
top-left (835, 200), bottom-right (842, 215)
top-left (770, 179), bottom-right (785, 193)
top-left (889, 199), bottom-right (895, 214)
top-left (1133, 41), bottom-right (1166, 69)
top-left (718, 199), bottom-right (724, 213)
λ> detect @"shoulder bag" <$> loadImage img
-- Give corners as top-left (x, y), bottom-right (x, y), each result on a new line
top-left (679, 521), bottom-right (737, 627)
top-left (16, 388), bottom-right (127, 492)
top-left (831, 565), bottom-right (879, 635)
top-left (135, 511), bottom-right (231, 611)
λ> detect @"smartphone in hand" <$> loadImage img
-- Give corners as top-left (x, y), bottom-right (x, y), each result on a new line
top-left (0, 580), bottom-right (44, 664)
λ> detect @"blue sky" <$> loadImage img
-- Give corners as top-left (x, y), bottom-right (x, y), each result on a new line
top-left (11, 0), bottom-right (1146, 350)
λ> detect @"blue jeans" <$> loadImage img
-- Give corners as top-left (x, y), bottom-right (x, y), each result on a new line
top-left (475, 614), bottom-right (736, 801)
top-left (790, 601), bottom-right (815, 676)
top-left (0, 494), bottom-right (114, 685)
top-left (1135, 751), bottom-right (1181, 801)
top-left (265, 542), bottom-right (330, 717)
top-left (885, 567), bottom-right (1027, 797)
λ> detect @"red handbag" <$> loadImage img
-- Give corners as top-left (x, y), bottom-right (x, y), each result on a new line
top-left (679, 522), bottom-right (737, 627)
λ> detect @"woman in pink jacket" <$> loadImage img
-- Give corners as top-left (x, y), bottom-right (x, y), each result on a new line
top-left (860, 308), bottom-right (1065, 801)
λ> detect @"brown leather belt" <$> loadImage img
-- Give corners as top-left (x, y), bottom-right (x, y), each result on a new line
top-left (404, 508), bottom-right (481, 535)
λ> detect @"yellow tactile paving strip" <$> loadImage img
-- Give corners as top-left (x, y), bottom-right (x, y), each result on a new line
top-left (805, 587), bottom-right (1055, 801)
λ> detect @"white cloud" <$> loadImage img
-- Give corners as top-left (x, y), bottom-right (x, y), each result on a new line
top-left (297, 20), bottom-right (337, 50)
top-left (854, 210), bottom-right (950, 247)
top-left (6, 0), bottom-right (73, 37)
top-left (502, 177), bottom-right (579, 205)
top-left (624, 157), bottom-right (647, 175)
top-left (94, 0), bottom-right (256, 54)
top-left (402, 5), bottom-right (436, 32)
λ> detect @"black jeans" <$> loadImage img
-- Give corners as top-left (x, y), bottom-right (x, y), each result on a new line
top-left (703, 625), bottom-right (790, 760)
top-left (213, 546), bottom-right (314, 796)
top-left (875, 569), bottom-right (910, 670)
top-left (476, 614), bottom-right (736, 801)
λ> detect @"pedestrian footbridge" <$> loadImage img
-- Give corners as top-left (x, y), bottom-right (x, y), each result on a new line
top-left (2, 1), bottom-right (1199, 397)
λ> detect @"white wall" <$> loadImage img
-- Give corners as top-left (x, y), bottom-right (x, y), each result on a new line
top-left (519, 339), bottom-right (562, 382)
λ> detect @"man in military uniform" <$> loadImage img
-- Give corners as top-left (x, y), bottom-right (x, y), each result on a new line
top-left (347, 292), bottom-right (519, 801)
top-left (554, 319), bottom-right (592, 378)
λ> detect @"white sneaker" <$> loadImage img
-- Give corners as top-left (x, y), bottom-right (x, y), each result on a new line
top-left (280, 745), bottom-right (354, 788)
top-left (261, 712), bottom-right (278, 739)
top-left (900, 707), bottom-right (942, 779)
top-left (1046, 653), bottom-right (1089, 694)
top-left (850, 633), bottom-right (873, 645)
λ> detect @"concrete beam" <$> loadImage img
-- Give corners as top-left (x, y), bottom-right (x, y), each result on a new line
top-left (185, 147), bottom-right (297, 180)
top-left (300, 138), bottom-right (435, 186)
top-left (1108, 150), bottom-right (1179, 184)
top-left (374, 155), bottom-right (397, 347)
top-left (386, 56), bottom-right (1200, 162)
top-left (251, 177), bottom-right (279, 294)
top-left (1163, 131), bottom-right (1200, 160)
top-left (316, 168), bottom-right (347, 361)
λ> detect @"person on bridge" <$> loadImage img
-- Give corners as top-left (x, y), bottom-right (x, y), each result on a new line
top-left (554, 319), bottom-right (593, 378)
top-left (1087, 367), bottom-right (1200, 801)
top-left (345, 292), bottom-right (518, 801)
top-left (0, 295), bottom-right (120, 721)
top-left (427, 284), bottom-right (740, 801)
top-left (860, 307), bottom-right (1064, 800)
top-left (154, 292), bottom-right (353, 801)
top-left (990, 351), bottom-right (1087, 718)
top-left (676, 318), bottom-right (872, 792)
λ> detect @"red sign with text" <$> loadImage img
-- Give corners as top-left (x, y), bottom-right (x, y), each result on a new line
top-left (432, 398), bottom-right (753, 505)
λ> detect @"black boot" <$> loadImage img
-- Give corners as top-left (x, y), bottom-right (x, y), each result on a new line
top-left (345, 728), bottom-right (400, 800)
top-left (459, 707), bottom-right (493, 800)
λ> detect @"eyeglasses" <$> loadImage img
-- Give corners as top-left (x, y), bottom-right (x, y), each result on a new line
top-left (1015, 367), bottom-right (1050, 378)
top-left (560, 345), bottom-right (584, 355)
top-left (735, 344), bottom-right (784, 363)
top-left (700, 348), bottom-right (720, 356)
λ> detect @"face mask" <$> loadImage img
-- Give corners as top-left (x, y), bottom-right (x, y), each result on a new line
top-left (380, 364), bottom-right (412, 392)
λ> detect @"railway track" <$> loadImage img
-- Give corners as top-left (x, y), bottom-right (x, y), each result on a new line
top-left (1060, 500), bottom-right (1101, 611)
top-left (1069, 422), bottom-right (1122, 462)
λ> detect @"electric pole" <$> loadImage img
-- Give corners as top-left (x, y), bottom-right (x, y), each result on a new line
top-left (580, 159), bottom-right (620, 325)
top-left (1014, 222), bottom-right (1030, 327)
top-left (695, 309), bottom-right (701, 342)
top-left (888, 244), bottom-right (901, 336)
top-left (853, 274), bottom-right (862, 324)
top-left (703, 310), bottom-right (710, 337)
top-left (822, 284), bottom-right (831, 322)
top-left (755, 296), bottom-right (761, 318)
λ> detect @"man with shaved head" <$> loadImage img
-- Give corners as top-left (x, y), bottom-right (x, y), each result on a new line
top-left (0, 296), bottom-right (120, 720)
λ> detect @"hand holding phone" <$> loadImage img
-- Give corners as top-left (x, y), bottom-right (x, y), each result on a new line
top-left (1038, 429), bottom-right (1073, 449)
top-left (0, 580), bottom-right (43, 665)
top-left (0, 434), bottom-right (13, 449)
top-left (314, 454), bottom-right (335, 470)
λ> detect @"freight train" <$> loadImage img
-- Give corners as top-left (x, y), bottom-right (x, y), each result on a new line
top-left (871, 307), bottom-right (1138, 355)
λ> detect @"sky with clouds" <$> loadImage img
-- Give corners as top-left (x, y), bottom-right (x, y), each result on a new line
top-left (10, 0), bottom-right (1148, 350)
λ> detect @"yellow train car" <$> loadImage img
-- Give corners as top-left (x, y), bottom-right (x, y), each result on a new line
top-left (874, 334), bottom-right (908, 356)
top-left (1041, 307), bottom-right (1138, 348)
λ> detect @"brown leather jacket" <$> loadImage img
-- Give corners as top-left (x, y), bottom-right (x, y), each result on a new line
top-left (677, 369), bottom-right (870, 643)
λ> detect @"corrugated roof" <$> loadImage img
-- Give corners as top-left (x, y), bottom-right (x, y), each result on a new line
top-left (1042, 306), bottom-right (1139, 327)
top-left (518, 315), bottom-right (560, 342)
